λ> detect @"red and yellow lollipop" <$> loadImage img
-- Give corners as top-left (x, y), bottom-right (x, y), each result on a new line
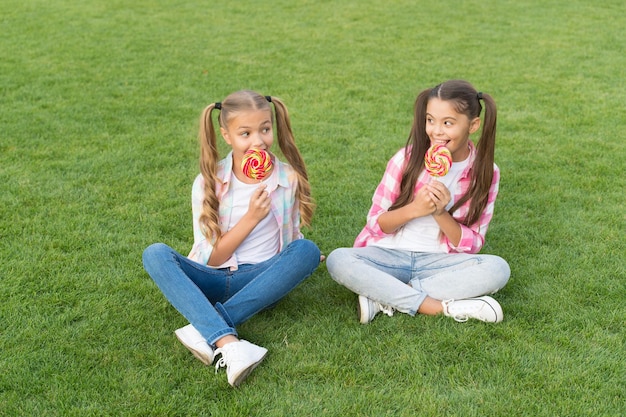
top-left (241, 148), bottom-right (273, 180)
top-left (424, 144), bottom-right (452, 177)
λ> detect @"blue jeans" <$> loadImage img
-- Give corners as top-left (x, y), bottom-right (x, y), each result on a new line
top-left (142, 239), bottom-right (320, 346)
top-left (326, 246), bottom-right (510, 316)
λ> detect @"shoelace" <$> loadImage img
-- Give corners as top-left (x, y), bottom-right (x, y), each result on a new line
top-left (379, 304), bottom-right (394, 317)
top-left (451, 314), bottom-right (469, 322)
top-left (442, 299), bottom-right (469, 322)
top-left (214, 348), bottom-right (227, 373)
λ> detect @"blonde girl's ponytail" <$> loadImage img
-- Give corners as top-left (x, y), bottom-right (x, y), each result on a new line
top-left (269, 96), bottom-right (315, 227)
top-left (198, 103), bottom-right (223, 243)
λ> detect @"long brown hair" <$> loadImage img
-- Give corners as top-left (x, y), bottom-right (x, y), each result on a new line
top-left (388, 80), bottom-right (497, 226)
top-left (197, 90), bottom-right (314, 243)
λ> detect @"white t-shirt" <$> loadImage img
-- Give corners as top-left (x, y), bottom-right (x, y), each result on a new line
top-left (227, 174), bottom-right (280, 264)
top-left (373, 157), bottom-right (470, 253)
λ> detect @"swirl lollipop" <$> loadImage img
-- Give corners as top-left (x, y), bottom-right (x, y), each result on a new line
top-left (424, 144), bottom-right (452, 177)
top-left (241, 148), bottom-right (273, 180)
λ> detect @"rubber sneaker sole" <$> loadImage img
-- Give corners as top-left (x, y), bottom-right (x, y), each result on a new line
top-left (175, 326), bottom-right (214, 365)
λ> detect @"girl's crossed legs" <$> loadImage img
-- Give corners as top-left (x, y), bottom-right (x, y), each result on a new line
top-left (327, 246), bottom-right (510, 317)
top-left (143, 239), bottom-right (320, 346)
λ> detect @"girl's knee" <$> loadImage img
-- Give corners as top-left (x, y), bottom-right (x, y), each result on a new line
top-left (326, 248), bottom-right (353, 279)
top-left (288, 239), bottom-right (321, 270)
top-left (292, 239), bottom-right (320, 258)
top-left (142, 243), bottom-right (172, 269)
top-left (143, 242), bottom-right (167, 257)
top-left (300, 238), bottom-right (321, 256)
top-left (494, 256), bottom-right (511, 280)
top-left (487, 255), bottom-right (511, 289)
top-left (325, 248), bottom-right (341, 272)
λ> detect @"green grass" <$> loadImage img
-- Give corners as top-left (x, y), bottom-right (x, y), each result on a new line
top-left (1, 0), bottom-right (624, 415)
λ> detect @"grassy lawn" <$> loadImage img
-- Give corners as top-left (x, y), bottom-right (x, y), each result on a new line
top-left (1, 0), bottom-right (624, 415)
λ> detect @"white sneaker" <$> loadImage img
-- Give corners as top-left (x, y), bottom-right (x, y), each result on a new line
top-left (442, 296), bottom-right (503, 323)
top-left (214, 340), bottom-right (268, 387)
top-left (357, 295), bottom-right (395, 324)
top-left (174, 324), bottom-right (214, 365)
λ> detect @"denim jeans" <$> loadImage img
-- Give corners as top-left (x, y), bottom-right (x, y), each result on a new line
top-left (326, 246), bottom-right (510, 316)
top-left (142, 239), bottom-right (320, 346)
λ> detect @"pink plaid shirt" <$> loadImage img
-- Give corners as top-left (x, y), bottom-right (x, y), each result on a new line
top-left (188, 152), bottom-right (302, 269)
top-left (354, 142), bottom-right (500, 254)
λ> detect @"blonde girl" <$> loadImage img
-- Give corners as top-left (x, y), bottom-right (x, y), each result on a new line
top-left (143, 90), bottom-right (320, 387)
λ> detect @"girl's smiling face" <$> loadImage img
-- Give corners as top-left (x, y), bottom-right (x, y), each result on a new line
top-left (425, 98), bottom-right (480, 162)
top-left (220, 109), bottom-right (274, 178)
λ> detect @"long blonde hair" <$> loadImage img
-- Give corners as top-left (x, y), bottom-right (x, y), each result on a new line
top-left (197, 90), bottom-right (314, 243)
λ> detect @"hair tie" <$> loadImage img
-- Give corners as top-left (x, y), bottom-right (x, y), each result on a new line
top-left (265, 95), bottom-right (272, 103)
top-left (477, 92), bottom-right (483, 100)
top-left (214, 102), bottom-right (222, 110)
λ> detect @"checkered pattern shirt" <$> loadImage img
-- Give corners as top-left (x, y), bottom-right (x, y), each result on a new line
top-left (354, 142), bottom-right (500, 254)
top-left (188, 152), bottom-right (302, 269)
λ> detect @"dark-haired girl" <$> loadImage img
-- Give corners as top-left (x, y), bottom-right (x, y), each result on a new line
top-left (327, 80), bottom-right (510, 324)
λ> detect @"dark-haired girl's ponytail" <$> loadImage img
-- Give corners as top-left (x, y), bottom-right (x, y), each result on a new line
top-left (388, 88), bottom-right (432, 212)
top-left (449, 92), bottom-right (497, 226)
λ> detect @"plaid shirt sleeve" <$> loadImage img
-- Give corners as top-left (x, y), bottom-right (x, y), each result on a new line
top-left (187, 174), bottom-right (215, 266)
top-left (354, 148), bottom-right (407, 247)
top-left (187, 157), bottom-right (301, 267)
